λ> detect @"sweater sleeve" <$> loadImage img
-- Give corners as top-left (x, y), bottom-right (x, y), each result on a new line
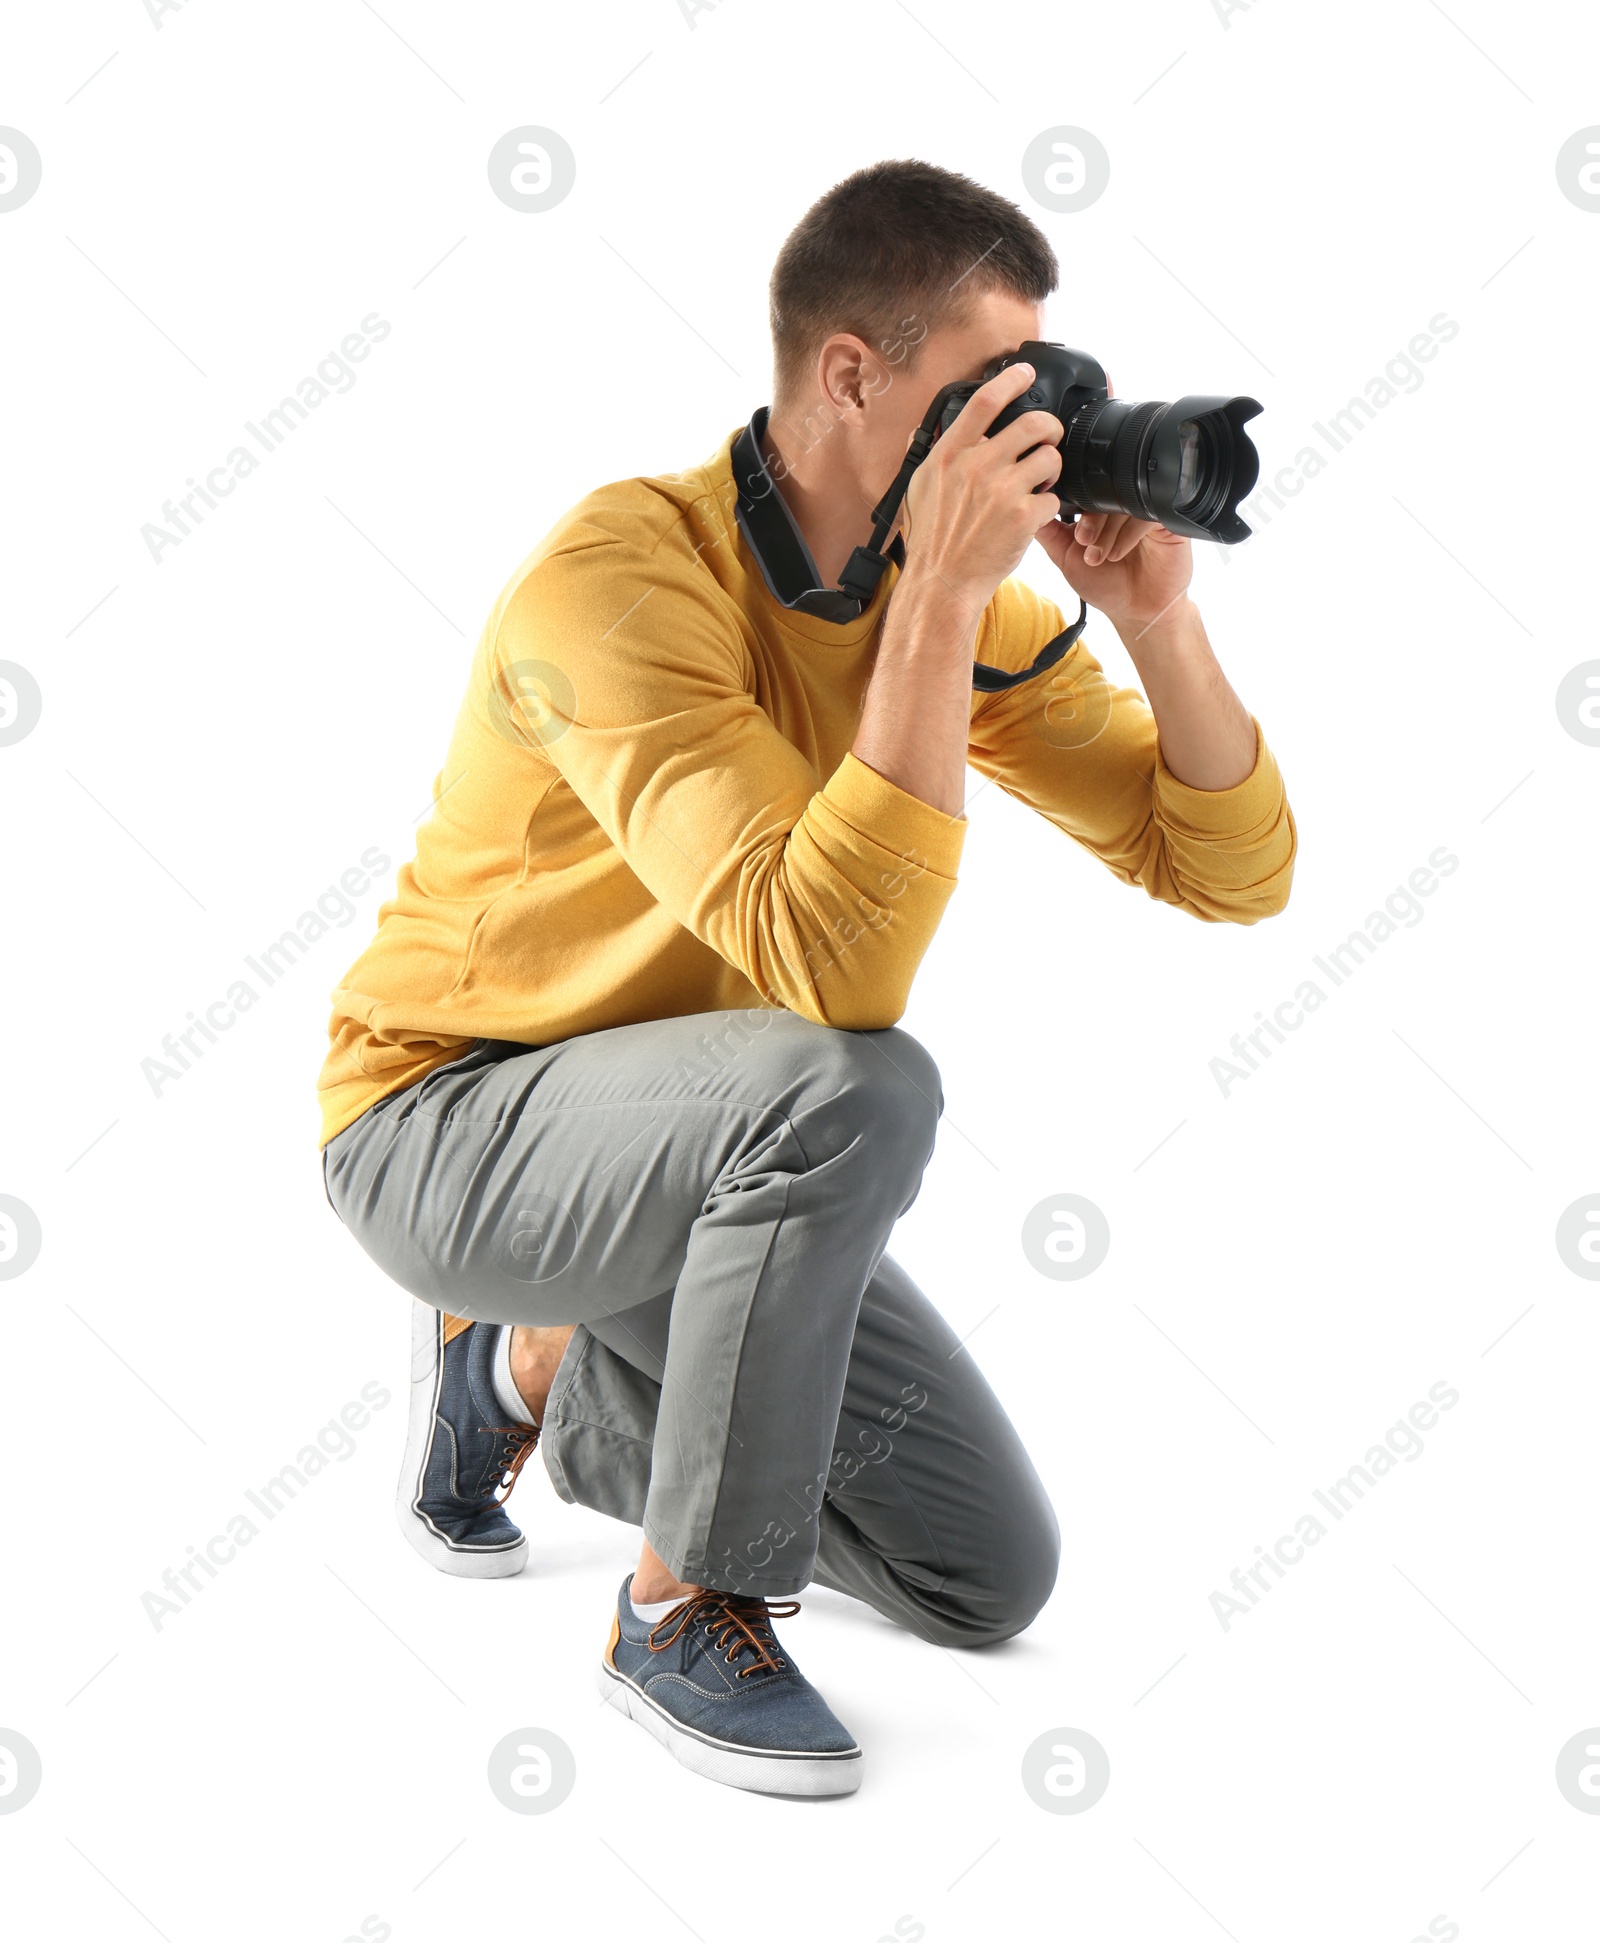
top-left (492, 531), bottom-right (966, 1028)
top-left (965, 577), bottom-right (1296, 923)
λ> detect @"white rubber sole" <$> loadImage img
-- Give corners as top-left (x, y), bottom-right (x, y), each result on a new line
top-left (596, 1658), bottom-right (863, 1798)
top-left (396, 1301), bottom-right (527, 1581)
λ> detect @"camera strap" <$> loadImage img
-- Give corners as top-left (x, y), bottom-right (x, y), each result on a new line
top-left (732, 406), bottom-right (1087, 695)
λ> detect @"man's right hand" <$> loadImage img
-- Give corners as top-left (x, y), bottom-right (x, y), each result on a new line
top-left (897, 361), bottom-right (1064, 619)
top-left (854, 363), bottom-right (1065, 818)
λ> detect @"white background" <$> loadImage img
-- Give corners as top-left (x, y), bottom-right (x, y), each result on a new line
top-left (3, 1), bottom-right (1597, 1938)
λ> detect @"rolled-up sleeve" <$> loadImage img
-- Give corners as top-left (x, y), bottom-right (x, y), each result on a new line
top-left (965, 577), bottom-right (1296, 923)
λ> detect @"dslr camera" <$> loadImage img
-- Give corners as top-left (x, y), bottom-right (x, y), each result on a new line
top-left (834, 340), bottom-right (1265, 688)
top-left (936, 340), bottom-right (1262, 544)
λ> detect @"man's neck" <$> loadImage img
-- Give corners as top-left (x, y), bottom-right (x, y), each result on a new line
top-left (758, 404), bottom-right (879, 594)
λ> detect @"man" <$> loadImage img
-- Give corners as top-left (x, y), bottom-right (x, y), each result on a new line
top-left (319, 160), bottom-right (1295, 1799)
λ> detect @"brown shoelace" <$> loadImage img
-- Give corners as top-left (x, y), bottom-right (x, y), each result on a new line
top-left (646, 1589), bottom-right (802, 1678)
top-left (480, 1422), bottom-right (540, 1503)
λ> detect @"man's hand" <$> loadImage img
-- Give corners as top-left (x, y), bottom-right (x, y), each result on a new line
top-left (898, 361), bottom-right (1064, 621)
top-left (1035, 511), bottom-right (1194, 638)
top-left (855, 363), bottom-right (1061, 819)
top-left (1035, 508), bottom-right (1256, 791)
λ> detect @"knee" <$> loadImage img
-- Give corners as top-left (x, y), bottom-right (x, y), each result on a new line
top-left (785, 1019), bottom-right (943, 1171)
top-left (917, 1496), bottom-right (1062, 1650)
top-left (848, 1024), bottom-right (943, 1160)
top-left (863, 1022), bottom-right (942, 1101)
top-left (983, 1501), bottom-right (1061, 1644)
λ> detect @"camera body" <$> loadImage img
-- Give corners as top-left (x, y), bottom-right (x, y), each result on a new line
top-left (934, 340), bottom-right (1263, 544)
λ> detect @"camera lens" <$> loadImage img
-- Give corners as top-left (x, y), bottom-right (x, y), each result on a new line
top-left (1058, 391), bottom-right (1262, 543)
top-left (1174, 421), bottom-right (1207, 509)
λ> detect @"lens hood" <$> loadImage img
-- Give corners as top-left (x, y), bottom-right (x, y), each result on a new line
top-left (1142, 394), bottom-right (1263, 543)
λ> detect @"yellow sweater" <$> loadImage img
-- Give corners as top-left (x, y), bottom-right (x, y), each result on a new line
top-left (317, 427), bottom-right (1296, 1147)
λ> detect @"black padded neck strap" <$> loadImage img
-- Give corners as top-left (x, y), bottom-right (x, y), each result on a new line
top-left (732, 409), bottom-right (903, 621)
top-left (732, 405), bottom-right (1087, 693)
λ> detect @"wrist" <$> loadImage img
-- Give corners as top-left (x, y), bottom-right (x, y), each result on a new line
top-left (885, 561), bottom-right (988, 645)
top-left (1109, 593), bottom-right (1202, 659)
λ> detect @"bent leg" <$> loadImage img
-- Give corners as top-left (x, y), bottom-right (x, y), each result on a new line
top-left (812, 1256), bottom-right (1059, 1646)
top-left (323, 1011), bottom-right (942, 1597)
top-left (545, 1254), bottom-right (1060, 1648)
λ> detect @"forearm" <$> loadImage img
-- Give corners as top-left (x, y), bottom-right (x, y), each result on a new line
top-left (1111, 596), bottom-right (1257, 791)
top-left (853, 566), bottom-right (980, 817)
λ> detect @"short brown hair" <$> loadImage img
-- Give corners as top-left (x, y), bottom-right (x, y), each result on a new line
top-left (768, 160), bottom-right (1057, 405)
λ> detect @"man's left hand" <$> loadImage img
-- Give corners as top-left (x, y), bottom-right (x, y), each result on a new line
top-left (1035, 511), bottom-right (1193, 639)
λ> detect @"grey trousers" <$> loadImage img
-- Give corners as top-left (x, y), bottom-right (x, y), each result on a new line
top-left (323, 1011), bottom-right (1059, 1645)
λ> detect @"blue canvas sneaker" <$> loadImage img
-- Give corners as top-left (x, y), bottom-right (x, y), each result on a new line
top-left (598, 1576), bottom-right (863, 1797)
top-left (397, 1303), bottom-right (538, 1578)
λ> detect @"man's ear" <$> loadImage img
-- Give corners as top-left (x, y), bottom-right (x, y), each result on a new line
top-left (815, 332), bottom-right (884, 416)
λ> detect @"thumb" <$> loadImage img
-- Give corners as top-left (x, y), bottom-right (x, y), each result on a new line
top-left (1035, 515), bottom-right (1080, 572)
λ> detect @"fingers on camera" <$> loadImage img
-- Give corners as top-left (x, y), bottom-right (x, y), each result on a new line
top-left (991, 409), bottom-right (1063, 460)
top-left (1077, 513), bottom-right (1144, 565)
top-left (1018, 442), bottom-right (1062, 494)
top-left (958, 361), bottom-right (1036, 438)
